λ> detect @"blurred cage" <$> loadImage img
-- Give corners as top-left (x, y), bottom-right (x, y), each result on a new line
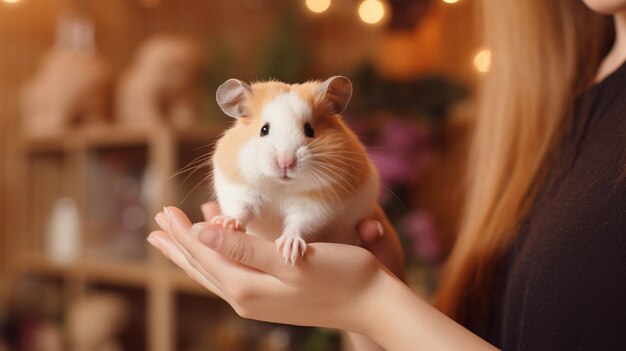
top-left (0, 0), bottom-right (480, 350)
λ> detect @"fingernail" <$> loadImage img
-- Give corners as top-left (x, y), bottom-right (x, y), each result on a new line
top-left (376, 221), bottom-right (384, 237)
top-left (163, 207), bottom-right (174, 231)
top-left (163, 207), bottom-right (172, 221)
top-left (155, 215), bottom-right (167, 230)
top-left (197, 227), bottom-right (222, 249)
top-left (147, 235), bottom-right (160, 249)
top-left (190, 222), bottom-right (208, 238)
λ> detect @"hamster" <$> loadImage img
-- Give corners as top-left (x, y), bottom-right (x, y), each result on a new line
top-left (211, 76), bottom-right (379, 265)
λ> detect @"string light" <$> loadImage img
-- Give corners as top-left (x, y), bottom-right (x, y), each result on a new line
top-left (305, 0), bottom-right (331, 13)
top-left (473, 48), bottom-right (492, 73)
top-left (358, 0), bottom-right (385, 25)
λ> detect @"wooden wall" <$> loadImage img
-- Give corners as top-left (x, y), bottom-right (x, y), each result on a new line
top-left (0, 0), bottom-right (63, 308)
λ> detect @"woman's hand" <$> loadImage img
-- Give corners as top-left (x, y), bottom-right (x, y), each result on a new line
top-left (149, 204), bottom-right (498, 351)
top-left (148, 205), bottom-right (397, 333)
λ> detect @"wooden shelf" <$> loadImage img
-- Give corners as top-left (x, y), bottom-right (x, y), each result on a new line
top-left (17, 251), bottom-right (212, 296)
top-left (11, 122), bottom-right (225, 351)
top-left (19, 123), bottom-right (223, 153)
top-left (18, 252), bottom-right (149, 287)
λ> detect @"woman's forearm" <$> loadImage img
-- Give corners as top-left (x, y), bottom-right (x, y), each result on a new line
top-left (356, 272), bottom-right (499, 351)
top-left (345, 331), bottom-right (385, 351)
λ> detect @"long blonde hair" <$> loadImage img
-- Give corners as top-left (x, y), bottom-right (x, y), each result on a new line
top-left (434, 0), bottom-right (613, 327)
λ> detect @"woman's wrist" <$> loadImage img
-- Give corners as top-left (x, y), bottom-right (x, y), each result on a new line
top-left (354, 269), bottom-right (413, 346)
top-left (351, 268), bottom-right (499, 351)
top-left (341, 267), bottom-right (403, 337)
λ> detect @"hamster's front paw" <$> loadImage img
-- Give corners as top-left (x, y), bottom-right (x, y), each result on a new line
top-left (275, 234), bottom-right (307, 266)
top-left (210, 215), bottom-right (246, 232)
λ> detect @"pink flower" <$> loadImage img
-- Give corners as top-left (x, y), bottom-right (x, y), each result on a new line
top-left (368, 119), bottom-right (435, 189)
top-left (402, 210), bottom-right (441, 263)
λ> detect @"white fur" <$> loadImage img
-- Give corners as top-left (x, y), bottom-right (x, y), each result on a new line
top-left (214, 165), bottom-right (378, 246)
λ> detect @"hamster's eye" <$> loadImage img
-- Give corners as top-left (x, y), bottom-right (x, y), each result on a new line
top-left (260, 123), bottom-right (270, 137)
top-left (304, 123), bottom-right (315, 138)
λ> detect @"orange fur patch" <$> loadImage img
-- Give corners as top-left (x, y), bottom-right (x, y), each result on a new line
top-left (299, 116), bottom-right (373, 200)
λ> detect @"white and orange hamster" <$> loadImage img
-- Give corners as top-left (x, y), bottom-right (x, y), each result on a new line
top-left (211, 76), bottom-right (379, 265)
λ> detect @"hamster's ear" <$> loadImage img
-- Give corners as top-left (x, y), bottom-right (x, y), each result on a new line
top-left (216, 79), bottom-right (252, 118)
top-left (318, 76), bottom-right (353, 115)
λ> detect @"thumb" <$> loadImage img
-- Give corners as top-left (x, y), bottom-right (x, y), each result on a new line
top-left (191, 223), bottom-right (284, 274)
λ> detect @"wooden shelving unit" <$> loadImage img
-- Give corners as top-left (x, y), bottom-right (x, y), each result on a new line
top-left (7, 123), bottom-right (344, 351)
top-left (10, 123), bottom-right (224, 351)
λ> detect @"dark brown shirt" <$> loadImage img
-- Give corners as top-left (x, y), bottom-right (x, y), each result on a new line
top-left (478, 61), bottom-right (626, 350)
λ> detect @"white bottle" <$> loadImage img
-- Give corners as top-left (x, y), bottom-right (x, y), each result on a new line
top-left (46, 197), bottom-right (81, 264)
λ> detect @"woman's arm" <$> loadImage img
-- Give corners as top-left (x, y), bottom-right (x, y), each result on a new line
top-left (363, 271), bottom-right (498, 350)
top-left (346, 205), bottom-right (404, 351)
top-left (149, 206), bottom-right (497, 351)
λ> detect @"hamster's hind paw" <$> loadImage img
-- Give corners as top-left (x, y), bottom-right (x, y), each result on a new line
top-left (275, 235), bottom-right (307, 266)
top-left (210, 215), bottom-right (246, 232)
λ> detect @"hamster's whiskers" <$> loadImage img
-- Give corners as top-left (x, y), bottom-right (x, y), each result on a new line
top-left (168, 139), bottom-right (218, 182)
top-left (168, 153), bottom-right (212, 181)
top-left (300, 167), bottom-right (349, 201)
top-left (179, 172), bottom-right (213, 206)
top-left (308, 161), bottom-right (355, 195)
top-left (300, 168), bottom-right (332, 193)
top-left (311, 153), bottom-right (371, 178)
top-left (312, 152), bottom-right (404, 208)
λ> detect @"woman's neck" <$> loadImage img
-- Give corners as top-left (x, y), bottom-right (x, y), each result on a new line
top-left (595, 10), bottom-right (626, 82)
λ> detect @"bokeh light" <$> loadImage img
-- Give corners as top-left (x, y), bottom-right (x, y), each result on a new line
top-left (442, 0), bottom-right (460, 4)
top-left (358, 0), bottom-right (385, 24)
top-left (473, 48), bottom-right (492, 73)
top-left (305, 0), bottom-right (331, 13)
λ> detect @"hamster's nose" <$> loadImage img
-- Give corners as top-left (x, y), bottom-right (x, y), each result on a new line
top-left (276, 156), bottom-right (296, 171)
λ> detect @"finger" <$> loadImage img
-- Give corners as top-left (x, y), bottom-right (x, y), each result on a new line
top-left (374, 205), bottom-right (397, 241)
top-left (155, 211), bottom-right (167, 231)
top-left (201, 202), bottom-right (221, 222)
top-left (164, 206), bottom-right (288, 280)
top-left (357, 206), bottom-right (405, 280)
top-left (357, 218), bottom-right (399, 261)
top-left (190, 221), bottom-right (290, 277)
top-left (164, 207), bottom-right (288, 304)
top-left (147, 230), bottom-right (227, 299)
top-left (357, 206), bottom-right (395, 250)
top-left (357, 219), bottom-right (384, 246)
top-left (157, 210), bottom-right (212, 276)
top-left (160, 208), bottom-right (235, 286)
